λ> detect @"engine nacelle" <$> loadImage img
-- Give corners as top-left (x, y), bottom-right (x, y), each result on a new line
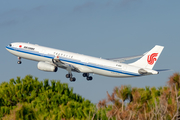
top-left (37, 62), bottom-right (58, 72)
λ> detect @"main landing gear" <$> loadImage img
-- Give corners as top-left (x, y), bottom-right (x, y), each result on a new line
top-left (65, 66), bottom-right (93, 82)
top-left (83, 73), bottom-right (93, 81)
top-left (65, 73), bottom-right (93, 82)
top-left (17, 57), bottom-right (22, 64)
top-left (66, 73), bottom-right (76, 82)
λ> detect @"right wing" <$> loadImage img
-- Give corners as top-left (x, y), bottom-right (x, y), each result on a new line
top-left (106, 51), bottom-right (148, 63)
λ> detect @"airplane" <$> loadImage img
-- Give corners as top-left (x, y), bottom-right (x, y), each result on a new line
top-left (6, 42), bottom-right (164, 82)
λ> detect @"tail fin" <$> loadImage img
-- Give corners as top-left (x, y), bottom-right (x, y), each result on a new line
top-left (129, 45), bottom-right (164, 69)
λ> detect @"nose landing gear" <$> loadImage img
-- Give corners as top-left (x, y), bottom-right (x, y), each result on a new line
top-left (17, 57), bottom-right (22, 64)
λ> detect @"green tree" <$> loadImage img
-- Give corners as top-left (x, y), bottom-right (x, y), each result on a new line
top-left (0, 75), bottom-right (94, 120)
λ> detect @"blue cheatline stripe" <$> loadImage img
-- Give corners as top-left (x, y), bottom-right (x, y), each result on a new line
top-left (6, 46), bottom-right (140, 76)
top-left (6, 46), bottom-right (54, 59)
top-left (59, 57), bottom-right (140, 76)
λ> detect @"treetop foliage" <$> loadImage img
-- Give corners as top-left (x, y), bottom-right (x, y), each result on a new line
top-left (1, 73), bottom-right (180, 120)
top-left (97, 73), bottom-right (180, 120)
top-left (0, 75), bottom-right (93, 120)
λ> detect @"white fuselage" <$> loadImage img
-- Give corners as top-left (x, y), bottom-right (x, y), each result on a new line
top-left (6, 42), bottom-right (158, 78)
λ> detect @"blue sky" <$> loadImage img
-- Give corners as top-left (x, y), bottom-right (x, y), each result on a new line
top-left (1, 0), bottom-right (180, 103)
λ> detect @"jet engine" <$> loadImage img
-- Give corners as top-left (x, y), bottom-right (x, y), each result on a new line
top-left (37, 62), bottom-right (58, 72)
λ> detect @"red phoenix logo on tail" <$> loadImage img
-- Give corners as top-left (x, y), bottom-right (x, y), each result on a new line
top-left (147, 53), bottom-right (158, 65)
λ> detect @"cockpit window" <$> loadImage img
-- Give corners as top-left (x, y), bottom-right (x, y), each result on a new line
top-left (9, 44), bottom-right (12, 46)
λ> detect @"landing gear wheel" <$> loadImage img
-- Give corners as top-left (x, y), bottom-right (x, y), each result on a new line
top-left (17, 57), bottom-right (21, 64)
top-left (70, 77), bottom-right (76, 82)
top-left (66, 74), bottom-right (72, 78)
top-left (83, 73), bottom-right (89, 77)
top-left (87, 76), bottom-right (93, 81)
top-left (66, 74), bottom-right (70, 78)
top-left (17, 61), bottom-right (22, 64)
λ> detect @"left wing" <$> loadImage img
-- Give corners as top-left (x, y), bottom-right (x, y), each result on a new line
top-left (52, 56), bottom-right (80, 72)
top-left (52, 56), bottom-right (92, 73)
top-left (52, 56), bottom-right (64, 67)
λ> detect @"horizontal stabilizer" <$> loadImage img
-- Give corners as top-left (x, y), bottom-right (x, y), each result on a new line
top-left (155, 69), bottom-right (172, 72)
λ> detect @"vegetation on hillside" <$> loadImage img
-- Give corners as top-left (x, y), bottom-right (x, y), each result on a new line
top-left (98, 73), bottom-right (180, 120)
top-left (0, 73), bottom-right (180, 120)
top-left (0, 75), bottom-right (94, 120)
